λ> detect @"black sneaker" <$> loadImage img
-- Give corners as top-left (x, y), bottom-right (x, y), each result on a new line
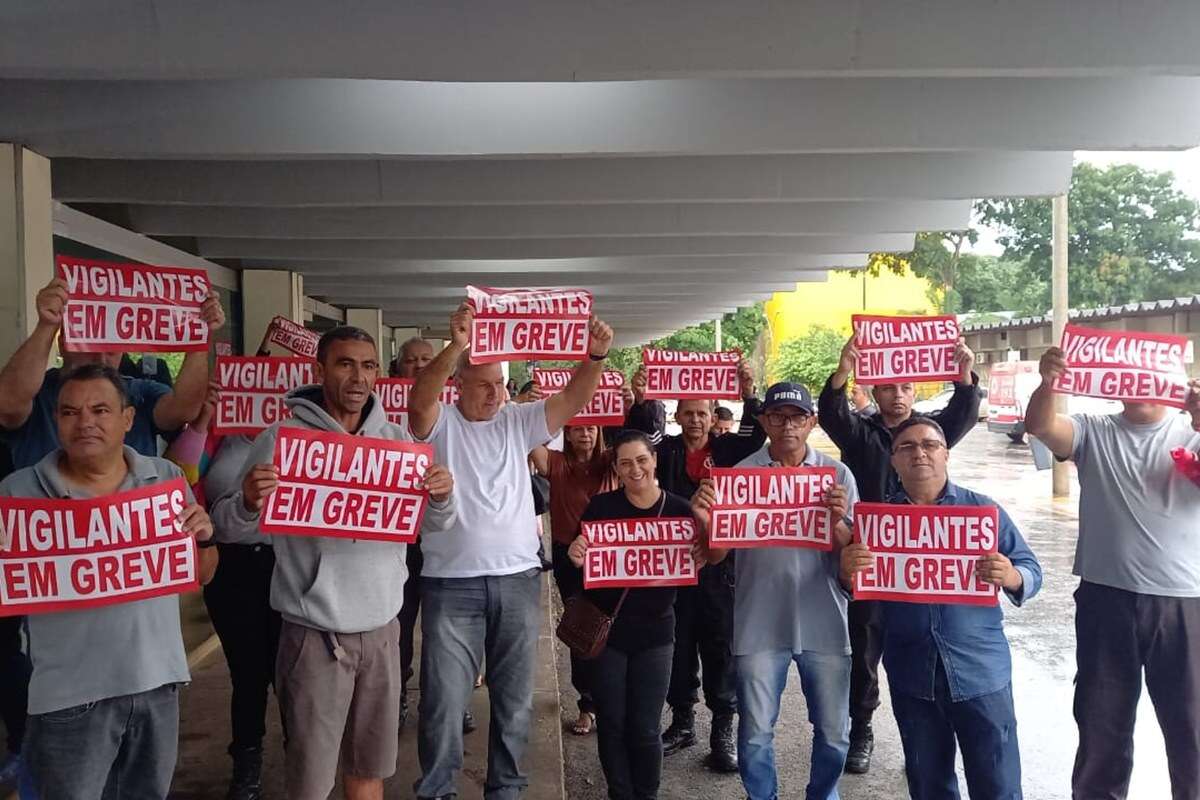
top-left (705, 714), bottom-right (739, 773)
top-left (661, 708), bottom-right (696, 756)
top-left (226, 745), bottom-right (264, 800)
top-left (844, 721), bottom-right (874, 774)
top-left (463, 710), bottom-right (478, 734)
top-left (399, 694), bottom-right (410, 730)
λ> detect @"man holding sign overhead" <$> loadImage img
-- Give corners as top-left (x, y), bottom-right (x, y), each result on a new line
top-left (0, 364), bottom-right (215, 799)
top-left (840, 417), bottom-right (1041, 800)
top-left (1026, 340), bottom-right (1200, 800)
top-left (408, 297), bottom-right (613, 800)
top-left (228, 326), bottom-right (457, 800)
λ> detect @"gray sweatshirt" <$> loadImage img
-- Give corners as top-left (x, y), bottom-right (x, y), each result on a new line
top-left (226, 385), bottom-right (457, 634)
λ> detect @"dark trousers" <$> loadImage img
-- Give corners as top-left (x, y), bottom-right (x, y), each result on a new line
top-left (399, 542), bottom-right (425, 695)
top-left (591, 642), bottom-right (673, 800)
top-left (203, 543), bottom-right (282, 752)
top-left (890, 661), bottom-right (1021, 800)
top-left (552, 542), bottom-right (596, 715)
top-left (0, 615), bottom-right (29, 755)
top-left (666, 561), bottom-right (736, 717)
top-left (1072, 581), bottom-right (1200, 800)
top-left (848, 598), bottom-right (884, 724)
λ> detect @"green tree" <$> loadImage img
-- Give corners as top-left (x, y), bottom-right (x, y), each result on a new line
top-left (768, 326), bottom-right (845, 393)
top-left (863, 231), bottom-right (977, 313)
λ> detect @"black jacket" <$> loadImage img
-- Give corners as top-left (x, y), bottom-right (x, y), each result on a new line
top-left (817, 375), bottom-right (981, 503)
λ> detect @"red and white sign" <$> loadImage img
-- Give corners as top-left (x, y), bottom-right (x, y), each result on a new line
top-left (642, 349), bottom-right (741, 401)
top-left (533, 369), bottom-right (626, 426)
top-left (466, 285), bottom-right (593, 364)
top-left (267, 316), bottom-right (320, 359)
top-left (852, 503), bottom-right (999, 606)
top-left (57, 256), bottom-right (210, 353)
top-left (262, 428), bottom-right (433, 544)
top-left (213, 357), bottom-right (316, 436)
top-left (375, 379), bottom-right (460, 429)
top-left (852, 314), bottom-right (961, 384)
top-left (0, 479), bottom-right (198, 616)
top-left (708, 467), bottom-right (836, 549)
top-left (1054, 324), bottom-right (1191, 409)
top-left (582, 517), bottom-right (698, 589)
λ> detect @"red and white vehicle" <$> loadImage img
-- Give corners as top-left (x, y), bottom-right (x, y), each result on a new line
top-left (987, 359), bottom-right (1121, 442)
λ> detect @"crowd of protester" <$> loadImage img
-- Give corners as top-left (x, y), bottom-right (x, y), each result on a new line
top-left (0, 277), bottom-right (1196, 800)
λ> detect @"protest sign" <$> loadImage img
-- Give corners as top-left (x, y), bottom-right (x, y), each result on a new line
top-left (1054, 323), bottom-right (1191, 408)
top-left (267, 316), bottom-right (320, 358)
top-left (57, 256), bottom-right (210, 353)
top-left (532, 368), bottom-right (626, 426)
top-left (709, 466), bottom-right (836, 549)
top-left (466, 285), bottom-right (593, 364)
top-left (375, 379), bottom-right (460, 429)
top-left (852, 314), bottom-right (961, 384)
top-left (641, 349), bottom-right (741, 400)
top-left (0, 479), bottom-right (198, 616)
top-left (852, 502), bottom-right (999, 606)
top-left (261, 428), bottom-right (433, 543)
top-left (582, 517), bottom-right (698, 589)
top-left (213, 357), bottom-right (316, 436)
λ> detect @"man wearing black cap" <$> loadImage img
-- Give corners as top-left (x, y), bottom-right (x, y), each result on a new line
top-left (818, 334), bottom-right (980, 774)
top-left (692, 382), bottom-right (859, 800)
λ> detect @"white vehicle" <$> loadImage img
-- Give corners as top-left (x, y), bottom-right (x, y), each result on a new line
top-left (911, 386), bottom-right (989, 421)
top-left (987, 360), bottom-right (1121, 442)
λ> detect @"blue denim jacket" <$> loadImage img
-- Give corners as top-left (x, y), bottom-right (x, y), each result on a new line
top-left (878, 480), bottom-right (1042, 702)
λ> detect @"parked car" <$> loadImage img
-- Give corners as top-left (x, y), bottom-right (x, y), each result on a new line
top-left (911, 386), bottom-right (989, 421)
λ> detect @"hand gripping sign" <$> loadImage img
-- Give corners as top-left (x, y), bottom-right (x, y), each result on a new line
top-left (852, 314), bottom-right (961, 385)
top-left (709, 466), bottom-right (836, 549)
top-left (267, 316), bottom-right (320, 359)
top-left (532, 369), bottom-right (626, 426)
top-left (375, 379), bottom-right (460, 429)
top-left (214, 357), bottom-right (316, 436)
top-left (582, 517), bottom-right (698, 589)
top-left (642, 349), bottom-right (741, 401)
top-left (852, 502), bottom-right (999, 606)
top-left (1054, 323), bottom-right (1191, 408)
top-left (262, 428), bottom-right (433, 544)
top-left (57, 256), bottom-right (211, 353)
top-left (466, 285), bottom-right (593, 364)
top-left (0, 479), bottom-right (198, 616)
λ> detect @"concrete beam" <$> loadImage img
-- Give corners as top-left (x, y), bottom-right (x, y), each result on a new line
top-left (243, 256), bottom-right (864, 275)
top-left (51, 152), bottom-right (1074, 205)
top-left (311, 284), bottom-right (799, 302)
top-left (6, 78), bottom-right (1200, 158)
top-left (126, 200), bottom-right (970, 239)
top-left (197, 234), bottom-right (916, 261)
top-left (3, 1), bottom-right (1199, 81)
top-left (300, 270), bottom-right (830, 292)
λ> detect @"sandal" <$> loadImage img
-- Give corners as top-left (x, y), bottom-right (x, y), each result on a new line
top-left (571, 711), bottom-right (597, 735)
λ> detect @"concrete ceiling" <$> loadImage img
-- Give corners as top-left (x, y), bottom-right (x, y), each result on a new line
top-left (3, 1), bottom-right (1200, 344)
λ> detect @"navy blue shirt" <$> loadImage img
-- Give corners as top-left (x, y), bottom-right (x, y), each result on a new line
top-left (0, 368), bottom-right (171, 470)
top-left (878, 481), bottom-right (1042, 702)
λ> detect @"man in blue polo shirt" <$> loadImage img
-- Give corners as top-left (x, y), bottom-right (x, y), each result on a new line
top-left (840, 416), bottom-right (1041, 800)
top-left (0, 277), bottom-right (222, 469)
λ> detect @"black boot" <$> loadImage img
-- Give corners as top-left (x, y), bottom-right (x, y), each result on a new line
top-left (226, 745), bottom-right (264, 800)
top-left (705, 714), bottom-right (739, 773)
top-left (399, 693), bottom-right (410, 730)
top-left (844, 720), bottom-right (874, 774)
top-left (661, 707), bottom-right (696, 756)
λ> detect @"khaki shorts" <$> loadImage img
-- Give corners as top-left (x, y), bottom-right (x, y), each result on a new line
top-left (275, 617), bottom-right (402, 800)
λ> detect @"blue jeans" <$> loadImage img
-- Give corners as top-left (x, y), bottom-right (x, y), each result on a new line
top-left (890, 660), bottom-right (1022, 800)
top-left (416, 569), bottom-right (541, 800)
top-left (736, 650), bottom-right (850, 800)
top-left (23, 683), bottom-right (179, 800)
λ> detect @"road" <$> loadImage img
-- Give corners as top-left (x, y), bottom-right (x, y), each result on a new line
top-left (558, 425), bottom-right (1173, 799)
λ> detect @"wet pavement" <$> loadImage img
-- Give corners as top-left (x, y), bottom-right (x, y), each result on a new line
top-left (558, 426), bottom-right (1173, 799)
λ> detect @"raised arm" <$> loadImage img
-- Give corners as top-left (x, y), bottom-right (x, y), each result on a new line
top-left (817, 336), bottom-right (868, 451)
top-left (153, 294), bottom-right (225, 433)
top-left (1023, 346), bottom-right (1076, 460)
top-left (0, 279), bottom-right (66, 430)
top-left (929, 339), bottom-right (981, 446)
top-left (544, 316), bottom-right (614, 435)
top-left (409, 305), bottom-right (470, 439)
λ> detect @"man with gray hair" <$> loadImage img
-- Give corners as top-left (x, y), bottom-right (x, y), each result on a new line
top-left (390, 337), bottom-right (435, 379)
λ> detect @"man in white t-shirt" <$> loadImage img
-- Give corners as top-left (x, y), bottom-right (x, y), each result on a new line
top-left (409, 304), bottom-right (614, 800)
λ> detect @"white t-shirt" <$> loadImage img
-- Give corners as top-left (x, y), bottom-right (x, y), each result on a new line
top-left (419, 400), bottom-right (553, 577)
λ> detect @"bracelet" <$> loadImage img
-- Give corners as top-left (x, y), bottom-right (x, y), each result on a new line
top-left (589, 351), bottom-right (609, 362)
top-left (198, 538), bottom-right (217, 549)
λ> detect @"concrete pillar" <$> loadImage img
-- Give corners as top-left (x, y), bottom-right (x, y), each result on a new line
top-left (243, 269), bottom-right (304, 355)
top-left (345, 308), bottom-right (385, 358)
top-left (1052, 194), bottom-right (1070, 498)
top-left (0, 145), bottom-right (53, 358)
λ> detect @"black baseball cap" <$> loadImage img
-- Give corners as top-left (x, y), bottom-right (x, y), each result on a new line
top-left (762, 382), bottom-right (815, 414)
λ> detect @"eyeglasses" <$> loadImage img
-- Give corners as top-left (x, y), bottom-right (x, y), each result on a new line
top-left (892, 439), bottom-right (947, 457)
top-left (764, 411), bottom-right (812, 428)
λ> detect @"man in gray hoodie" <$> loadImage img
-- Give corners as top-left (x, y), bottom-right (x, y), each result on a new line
top-left (228, 326), bottom-right (458, 800)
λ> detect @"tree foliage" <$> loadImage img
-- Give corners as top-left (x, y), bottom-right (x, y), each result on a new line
top-left (768, 326), bottom-right (845, 393)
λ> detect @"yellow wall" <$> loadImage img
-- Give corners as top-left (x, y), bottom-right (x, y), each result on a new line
top-left (766, 267), bottom-right (938, 359)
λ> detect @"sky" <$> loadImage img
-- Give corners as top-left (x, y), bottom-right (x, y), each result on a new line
top-left (968, 147), bottom-right (1200, 256)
